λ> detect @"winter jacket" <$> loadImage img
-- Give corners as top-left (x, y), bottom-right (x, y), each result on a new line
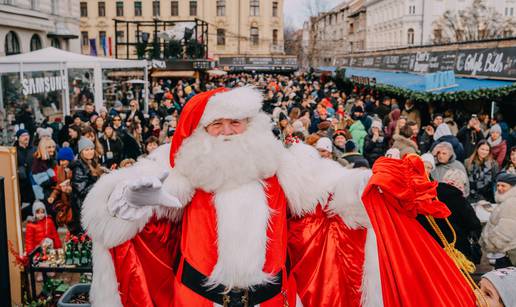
top-left (16, 144), bottom-right (35, 205)
top-left (49, 165), bottom-right (73, 226)
top-left (418, 183), bottom-right (482, 262)
top-left (364, 133), bottom-right (388, 165)
top-left (418, 131), bottom-right (434, 154)
top-left (121, 133), bottom-right (144, 160)
top-left (490, 139), bottom-right (508, 168)
top-left (100, 136), bottom-right (124, 167)
top-left (465, 159), bottom-right (498, 203)
top-left (391, 134), bottom-right (419, 158)
top-left (457, 127), bottom-right (484, 159)
top-left (401, 106), bottom-right (421, 127)
top-left (431, 152), bottom-right (470, 197)
top-left (70, 159), bottom-right (99, 235)
top-left (31, 157), bottom-right (57, 201)
top-left (349, 121), bottom-right (367, 154)
top-left (481, 185), bottom-right (516, 261)
top-left (25, 217), bottom-right (62, 254)
top-left (431, 135), bottom-right (465, 162)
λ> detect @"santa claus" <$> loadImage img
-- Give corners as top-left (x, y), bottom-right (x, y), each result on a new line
top-left (82, 87), bottom-right (379, 307)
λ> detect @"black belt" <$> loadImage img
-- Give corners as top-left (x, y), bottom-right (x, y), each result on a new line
top-left (174, 255), bottom-right (290, 307)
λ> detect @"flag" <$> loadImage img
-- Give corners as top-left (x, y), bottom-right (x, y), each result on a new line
top-left (108, 37), bottom-right (113, 56)
top-left (89, 39), bottom-right (97, 56)
top-left (101, 35), bottom-right (107, 56)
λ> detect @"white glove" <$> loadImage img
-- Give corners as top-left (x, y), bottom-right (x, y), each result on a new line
top-left (124, 171), bottom-right (182, 208)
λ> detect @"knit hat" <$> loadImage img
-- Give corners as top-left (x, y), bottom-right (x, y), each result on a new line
top-left (371, 120), bottom-right (382, 130)
top-left (114, 101), bottom-right (123, 108)
top-left (32, 200), bottom-right (47, 217)
top-left (433, 123), bottom-right (452, 141)
top-left (344, 139), bottom-right (357, 153)
top-left (482, 267), bottom-right (516, 307)
top-left (490, 124), bottom-right (502, 134)
top-left (57, 147), bottom-right (74, 162)
top-left (496, 172), bottom-right (516, 186)
top-left (78, 137), bottom-right (95, 153)
top-left (385, 148), bottom-right (401, 159)
top-left (36, 127), bottom-right (53, 139)
top-left (15, 128), bottom-right (29, 138)
top-left (420, 153), bottom-right (436, 171)
top-left (315, 137), bottom-right (333, 153)
top-left (99, 106), bottom-right (108, 114)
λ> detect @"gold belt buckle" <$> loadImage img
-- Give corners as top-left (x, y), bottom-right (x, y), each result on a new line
top-left (222, 288), bottom-right (249, 307)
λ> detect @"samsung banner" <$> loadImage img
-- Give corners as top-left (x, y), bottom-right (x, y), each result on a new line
top-left (21, 75), bottom-right (67, 96)
top-left (341, 46), bottom-right (516, 79)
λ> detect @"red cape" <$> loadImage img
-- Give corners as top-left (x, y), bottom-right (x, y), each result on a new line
top-left (361, 156), bottom-right (476, 307)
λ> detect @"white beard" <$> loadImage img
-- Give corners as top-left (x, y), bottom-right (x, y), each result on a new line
top-left (173, 112), bottom-right (286, 288)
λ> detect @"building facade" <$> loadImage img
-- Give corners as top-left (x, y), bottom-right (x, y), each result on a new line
top-left (79, 0), bottom-right (285, 59)
top-left (0, 0), bottom-right (80, 56)
top-left (365, 0), bottom-right (516, 51)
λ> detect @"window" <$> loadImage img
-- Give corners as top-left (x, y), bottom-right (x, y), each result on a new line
top-left (250, 0), bottom-right (259, 16)
top-left (80, 2), bottom-right (87, 17)
top-left (216, 0), bottom-right (225, 16)
top-left (217, 29), bottom-right (225, 45)
top-left (116, 31), bottom-right (125, 43)
top-left (171, 1), bottom-right (179, 16)
top-left (5, 31), bottom-right (20, 55)
top-left (30, 34), bottom-right (42, 51)
top-left (51, 0), bottom-right (58, 14)
top-left (51, 38), bottom-right (60, 49)
top-left (134, 1), bottom-right (142, 16)
top-left (153, 1), bottom-right (160, 16)
top-left (272, 29), bottom-right (278, 45)
top-left (506, 7), bottom-right (514, 16)
top-left (189, 1), bottom-right (197, 16)
top-left (31, 0), bottom-right (38, 9)
top-left (273, 1), bottom-right (278, 17)
top-left (407, 28), bottom-right (415, 45)
top-left (250, 27), bottom-right (259, 46)
top-left (81, 31), bottom-right (89, 46)
top-left (116, 1), bottom-right (124, 16)
top-left (98, 2), bottom-right (105, 17)
top-left (409, 5), bottom-right (415, 14)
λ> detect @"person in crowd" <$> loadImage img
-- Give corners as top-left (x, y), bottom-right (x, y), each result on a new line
top-left (331, 130), bottom-right (348, 159)
top-left (502, 146), bottom-right (516, 174)
top-left (401, 99), bottom-right (421, 127)
top-left (144, 136), bottom-right (160, 156)
top-left (72, 113), bottom-right (83, 128)
top-left (69, 138), bottom-right (105, 235)
top-left (384, 108), bottom-right (401, 140)
top-left (349, 106), bottom-right (368, 154)
top-left (146, 116), bottom-right (162, 139)
top-left (34, 127), bottom-right (53, 147)
top-left (99, 123), bottom-right (124, 168)
top-left (31, 138), bottom-right (57, 212)
top-left (57, 116), bottom-right (74, 147)
top-left (443, 110), bottom-right (459, 136)
top-left (488, 124), bottom-right (508, 168)
top-left (109, 101), bottom-right (124, 117)
top-left (491, 113), bottom-right (510, 141)
top-left (375, 96), bottom-right (392, 120)
top-left (457, 115), bottom-right (485, 158)
top-left (66, 125), bottom-right (81, 154)
top-left (82, 126), bottom-right (104, 161)
top-left (481, 172), bottom-right (516, 268)
top-left (125, 99), bottom-right (145, 125)
top-left (48, 147), bottom-right (74, 227)
top-left (477, 267), bottom-right (516, 307)
top-left (465, 140), bottom-right (499, 203)
top-left (93, 115), bottom-right (105, 138)
top-left (431, 123), bottom-right (465, 162)
top-left (98, 106), bottom-right (109, 121)
top-left (364, 120), bottom-right (387, 165)
top-left (314, 137), bottom-right (333, 159)
top-left (432, 113), bottom-right (444, 128)
top-left (391, 124), bottom-right (419, 158)
top-left (341, 139), bottom-right (370, 168)
top-left (77, 102), bottom-right (97, 123)
top-left (122, 122), bottom-right (145, 160)
top-left (431, 141), bottom-right (470, 197)
top-left (15, 104), bottom-right (36, 138)
top-left (14, 129), bottom-right (35, 216)
top-left (421, 152), bottom-right (436, 176)
top-left (111, 114), bottom-right (125, 136)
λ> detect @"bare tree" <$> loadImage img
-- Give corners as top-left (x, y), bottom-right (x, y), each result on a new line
top-left (433, 0), bottom-right (516, 43)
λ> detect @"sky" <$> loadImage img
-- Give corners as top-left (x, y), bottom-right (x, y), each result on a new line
top-left (284, 0), bottom-right (343, 29)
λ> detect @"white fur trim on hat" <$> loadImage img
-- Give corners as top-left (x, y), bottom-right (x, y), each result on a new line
top-left (37, 127), bottom-right (53, 138)
top-left (315, 137), bottom-right (333, 152)
top-left (200, 86), bottom-right (263, 127)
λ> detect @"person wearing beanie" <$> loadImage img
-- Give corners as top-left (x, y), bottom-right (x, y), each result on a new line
top-left (421, 152), bottom-right (436, 175)
top-left (25, 200), bottom-right (62, 257)
top-left (341, 139), bottom-right (370, 168)
top-left (81, 87), bottom-right (378, 306)
top-left (431, 141), bottom-right (470, 197)
top-left (364, 120), bottom-right (387, 166)
top-left (481, 172), bottom-right (516, 268)
top-left (36, 127), bottom-right (53, 140)
top-left (478, 267), bottom-right (516, 307)
top-left (315, 137), bottom-right (333, 159)
top-left (430, 123), bottom-right (465, 162)
top-left (48, 147), bottom-right (74, 227)
top-left (488, 124), bottom-right (508, 168)
top-left (332, 130), bottom-right (348, 158)
top-left (69, 137), bottom-right (103, 235)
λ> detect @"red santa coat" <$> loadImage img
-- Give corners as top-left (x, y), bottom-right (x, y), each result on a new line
top-left (110, 176), bottom-right (296, 307)
top-left (25, 217), bottom-right (62, 254)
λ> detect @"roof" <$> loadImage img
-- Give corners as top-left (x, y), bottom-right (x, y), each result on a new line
top-left (343, 67), bottom-right (514, 93)
top-left (0, 47), bottom-right (146, 73)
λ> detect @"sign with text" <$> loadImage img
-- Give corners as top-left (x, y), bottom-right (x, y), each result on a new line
top-left (219, 56), bottom-right (298, 71)
top-left (342, 46), bottom-right (516, 79)
top-left (21, 75), bottom-right (67, 96)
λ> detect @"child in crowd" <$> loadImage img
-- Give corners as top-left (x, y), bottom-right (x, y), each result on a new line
top-left (477, 267), bottom-right (516, 307)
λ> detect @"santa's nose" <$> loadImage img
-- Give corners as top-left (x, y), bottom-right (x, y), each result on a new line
top-left (221, 123), bottom-right (235, 136)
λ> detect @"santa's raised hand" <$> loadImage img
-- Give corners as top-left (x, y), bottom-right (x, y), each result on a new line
top-left (125, 171), bottom-right (181, 208)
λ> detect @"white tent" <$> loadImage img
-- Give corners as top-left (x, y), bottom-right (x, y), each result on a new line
top-left (0, 47), bottom-right (149, 114)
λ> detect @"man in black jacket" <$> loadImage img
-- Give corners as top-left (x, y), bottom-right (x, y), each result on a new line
top-left (457, 115), bottom-right (484, 159)
top-left (14, 129), bottom-right (35, 219)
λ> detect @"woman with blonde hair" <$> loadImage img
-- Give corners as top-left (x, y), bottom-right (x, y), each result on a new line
top-left (31, 138), bottom-right (57, 201)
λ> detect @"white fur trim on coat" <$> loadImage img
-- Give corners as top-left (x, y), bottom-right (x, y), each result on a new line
top-left (361, 228), bottom-right (384, 307)
top-left (206, 180), bottom-right (274, 289)
top-left (90, 241), bottom-right (123, 307)
top-left (200, 86), bottom-right (263, 127)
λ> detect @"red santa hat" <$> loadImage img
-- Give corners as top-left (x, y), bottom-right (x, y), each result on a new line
top-left (170, 86), bottom-right (264, 167)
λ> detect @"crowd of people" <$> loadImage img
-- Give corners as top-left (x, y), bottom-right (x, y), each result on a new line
top-left (10, 73), bottom-right (516, 272)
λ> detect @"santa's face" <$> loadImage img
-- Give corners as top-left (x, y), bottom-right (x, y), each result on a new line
top-left (205, 118), bottom-right (249, 137)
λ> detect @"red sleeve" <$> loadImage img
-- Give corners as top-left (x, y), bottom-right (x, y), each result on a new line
top-left (46, 218), bottom-right (62, 249)
top-left (25, 223), bottom-right (35, 254)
